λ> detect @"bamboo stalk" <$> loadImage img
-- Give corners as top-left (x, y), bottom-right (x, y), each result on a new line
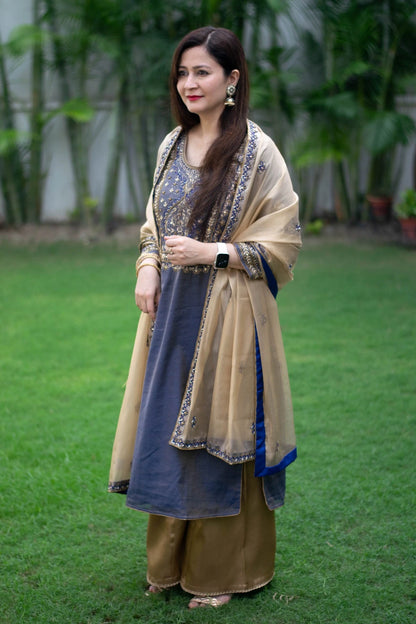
top-left (28, 0), bottom-right (44, 223)
top-left (0, 32), bottom-right (27, 224)
top-left (101, 78), bottom-right (128, 228)
top-left (44, 0), bottom-right (92, 221)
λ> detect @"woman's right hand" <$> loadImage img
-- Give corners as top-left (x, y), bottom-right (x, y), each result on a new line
top-left (135, 266), bottom-right (161, 321)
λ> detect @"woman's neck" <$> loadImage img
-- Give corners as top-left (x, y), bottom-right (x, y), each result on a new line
top-left (194, 112), bottom-right (222, 142)
top-left (186, 116), bottom-right (221, 167)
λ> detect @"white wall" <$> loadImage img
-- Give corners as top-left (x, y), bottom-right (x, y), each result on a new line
top-left (397, 95), bottom-right (416, 195)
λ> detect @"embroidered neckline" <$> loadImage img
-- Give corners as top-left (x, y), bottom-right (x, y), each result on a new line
top-left (182, 134), bottom-right (202, 170)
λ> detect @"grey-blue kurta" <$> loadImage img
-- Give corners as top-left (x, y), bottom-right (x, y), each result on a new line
top-left (126, 132), bottom-right (285, 519)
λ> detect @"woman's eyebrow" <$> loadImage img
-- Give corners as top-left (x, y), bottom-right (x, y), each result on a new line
top-left (178, 64), bottom-right (211, 70)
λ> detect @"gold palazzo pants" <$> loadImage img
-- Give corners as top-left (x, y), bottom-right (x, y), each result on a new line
top-left (146, 462), bottom-right (276, 596)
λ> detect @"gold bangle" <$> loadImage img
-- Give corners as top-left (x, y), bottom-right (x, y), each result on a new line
top-left (138, 252), bottom-right (159, 262)
top-left (136, 262), bottom-right (161, 277)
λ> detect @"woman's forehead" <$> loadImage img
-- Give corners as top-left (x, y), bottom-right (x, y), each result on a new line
top-left (178, 46), bottom-right (219, 69)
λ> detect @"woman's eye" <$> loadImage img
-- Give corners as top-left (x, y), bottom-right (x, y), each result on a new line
top-left (178, 70), bottom-right (187, 77)
top-left (198, 70), bottom-right (208, 75)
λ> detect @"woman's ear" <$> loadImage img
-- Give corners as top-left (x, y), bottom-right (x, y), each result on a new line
top-left (229, 69), bottom-right (240, 86)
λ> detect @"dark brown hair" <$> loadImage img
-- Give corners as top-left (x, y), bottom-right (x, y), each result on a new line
top-left (169, 27), bottom-right (249, 238)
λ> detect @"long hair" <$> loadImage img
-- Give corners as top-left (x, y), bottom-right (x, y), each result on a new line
top-left (169, 27), bottom-right (250, 238)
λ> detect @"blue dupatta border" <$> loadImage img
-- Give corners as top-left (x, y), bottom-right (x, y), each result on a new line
top-left (260, 254), bottom-right (278, 298)
top-left (254, 255), bottom-right (297, 477)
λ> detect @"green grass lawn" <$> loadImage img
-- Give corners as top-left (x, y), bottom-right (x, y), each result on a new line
top-left (0, 237), bottom-right (415, 624)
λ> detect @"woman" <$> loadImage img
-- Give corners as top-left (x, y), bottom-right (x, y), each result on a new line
top-left (108, 26), bottom-right (301, 609)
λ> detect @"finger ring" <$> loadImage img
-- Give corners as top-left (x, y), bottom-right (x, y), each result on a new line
top-left (168, 249), bottom-right (174, 255)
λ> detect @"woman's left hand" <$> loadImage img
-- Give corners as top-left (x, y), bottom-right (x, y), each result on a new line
top-left (164, 235), bottom-right (216, 266)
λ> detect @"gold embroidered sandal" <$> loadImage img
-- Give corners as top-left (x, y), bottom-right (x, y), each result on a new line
top-left (188, 594), bottom-right (232, 608)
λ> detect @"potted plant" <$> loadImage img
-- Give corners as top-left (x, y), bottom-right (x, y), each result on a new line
top-left (395, 189), bottom-right (416, 242)
top-left (366, 189), bottom-right (393, 223)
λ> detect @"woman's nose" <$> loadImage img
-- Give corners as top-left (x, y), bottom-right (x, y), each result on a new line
top-left (184, 73), bottom-right (196, 88)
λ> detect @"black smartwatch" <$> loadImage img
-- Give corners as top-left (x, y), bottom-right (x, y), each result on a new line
top-left (214, 242), bottom-right (229, 269)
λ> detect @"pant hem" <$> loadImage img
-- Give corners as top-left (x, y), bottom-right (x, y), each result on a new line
top-left (147, 574), bottom-right (181, 590)
top-left (179, 572), bottom-right (274, 596)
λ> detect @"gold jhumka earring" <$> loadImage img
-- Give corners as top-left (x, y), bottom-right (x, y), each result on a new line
top-left (224, 84), bottom-right (236, 107)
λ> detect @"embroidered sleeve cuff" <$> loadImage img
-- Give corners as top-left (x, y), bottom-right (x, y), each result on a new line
top-left (139, 235), bottom-right (159, 257)
top-left (235, 242), bottom-right (267, 280)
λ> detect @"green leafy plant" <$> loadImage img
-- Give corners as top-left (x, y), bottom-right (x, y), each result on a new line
top-left (291, 0), bottom-right (416, 223)
top-left (305, 218), bottom-right (324, 235)
top-left (395, 188), bottom-right (416, 219)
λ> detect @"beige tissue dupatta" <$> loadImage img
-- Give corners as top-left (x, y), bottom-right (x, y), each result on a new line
top-left (108, 121), bottom-right (301, 492)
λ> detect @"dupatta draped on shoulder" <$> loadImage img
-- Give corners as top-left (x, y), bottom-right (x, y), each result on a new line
top-left (108, 121), bottom-right (301, 493)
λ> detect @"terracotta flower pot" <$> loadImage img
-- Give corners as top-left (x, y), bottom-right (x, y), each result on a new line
top-left (366, 195), bottom-right (392, 223)
top-left (398, 217), bottom-right (416, 241)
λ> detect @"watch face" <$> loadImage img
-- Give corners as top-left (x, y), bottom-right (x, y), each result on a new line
top-left (215, 253), bottom-right (229, 269)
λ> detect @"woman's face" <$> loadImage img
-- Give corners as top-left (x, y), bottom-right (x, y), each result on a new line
top-left (177, 45), bottom-right (239, 122)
